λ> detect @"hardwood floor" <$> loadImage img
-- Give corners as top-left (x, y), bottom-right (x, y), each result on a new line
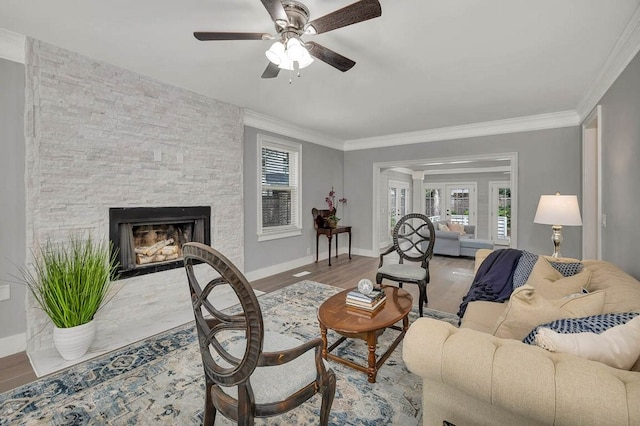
top-left (0, 254), bottom-right (474, 394)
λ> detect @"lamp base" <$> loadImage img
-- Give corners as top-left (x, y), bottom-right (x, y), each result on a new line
top-left (550, 225), bottom-right (563, 258)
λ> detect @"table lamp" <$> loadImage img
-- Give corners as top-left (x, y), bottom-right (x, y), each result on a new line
top-left (533, 193), bottom-right (582, 258)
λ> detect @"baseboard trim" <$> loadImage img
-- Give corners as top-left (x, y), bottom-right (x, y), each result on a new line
top-left (244, 248), bottom-right (378, 282)
top-left (0, 332), bottom-right (27, 358)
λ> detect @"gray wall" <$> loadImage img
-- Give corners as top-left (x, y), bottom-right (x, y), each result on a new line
top-left (344, 126), bottom-right (583, 259)
top-left (0, 58), bottom-right (26, 342)
top-left (243, 126), bottom-right (344, 273)
top-left (597, 50), bottom-right (640, 278)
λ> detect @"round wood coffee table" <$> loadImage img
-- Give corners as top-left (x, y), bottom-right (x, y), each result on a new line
top-left (317, 286), bottom-right (413, 383)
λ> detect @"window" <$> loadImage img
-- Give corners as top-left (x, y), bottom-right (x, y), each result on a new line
top-left (257, 135), bottom-right (302, 241)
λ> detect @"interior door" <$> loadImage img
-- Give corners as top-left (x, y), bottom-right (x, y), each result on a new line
top-left (489, 181), bottom-right (511, 245)
top-left (388, 180), bottom-right (410, 237)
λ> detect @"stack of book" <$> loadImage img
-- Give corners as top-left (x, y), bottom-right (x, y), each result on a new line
top-left (346, 288), bottom-right (386, 312)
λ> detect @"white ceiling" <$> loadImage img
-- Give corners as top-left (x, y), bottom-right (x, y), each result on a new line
top-left (1, 0), bottom-right (639, 144)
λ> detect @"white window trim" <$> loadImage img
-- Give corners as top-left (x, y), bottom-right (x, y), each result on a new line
top-left (257, 134), bottom-right (302, 242)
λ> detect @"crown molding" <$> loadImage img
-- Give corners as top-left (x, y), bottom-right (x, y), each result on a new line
top-left (576, 4), bottom-right (640, 121)
top-left (342, 110), bottom-right (580, 151)
top-left (242, 109), bottom-right (343, 150)
top-left (0, 28), bottom-right (25, 64)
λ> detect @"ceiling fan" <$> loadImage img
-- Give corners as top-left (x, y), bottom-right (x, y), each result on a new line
top-left (194, 0), bottom-right (382, 79)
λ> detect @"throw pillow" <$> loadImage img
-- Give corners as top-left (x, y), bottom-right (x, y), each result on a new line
top-left (438, 223), bottom-right (450, 232)
top-left (523, 312), bottom-right (640, 345)
top-left (492, 285), bottom-right (605, 340)
top-left (548, 260), bottom-right (584, 277)
top-left (512, 250), bottom-right (539, 289)
top-left (448, 223), bottom-right (466, 235)
top-left (524, 257), bottom-right (592, 299)
top-left (535, 316), bottom-right (640, 370)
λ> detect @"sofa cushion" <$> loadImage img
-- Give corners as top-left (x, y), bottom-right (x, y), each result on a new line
top-left (523, 312), bottom-right (640, 345)
top-left (535, 316), bottom-right (640, 370)
top-left (448, 222), bottom-right (466, 235)
top-left (438, 223), bottom-right (451, 232)
top-left (583, 260), bottom-right (640, 313)
top-left (525, 257), bottom-right (592, 299)
top-left (493, 285), bottom-right (606, 340)
top-left (460, 301), bottom-right (508, 334)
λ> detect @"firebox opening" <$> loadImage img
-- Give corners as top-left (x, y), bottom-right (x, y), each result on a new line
top-left (109, 206), bottom-right (211, 278)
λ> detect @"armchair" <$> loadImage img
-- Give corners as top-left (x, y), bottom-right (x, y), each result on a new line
top-left (376, 213), bottom-right (436, 316)
top-left (183, 242), bottom-right (336, 426)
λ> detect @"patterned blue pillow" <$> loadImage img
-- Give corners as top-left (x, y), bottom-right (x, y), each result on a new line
top-left (512, 250), bottom-right (538, 289)
top-left (523, 312), bottom-right (640, 345)
top-left (548, 261), bottom-right (584, 277)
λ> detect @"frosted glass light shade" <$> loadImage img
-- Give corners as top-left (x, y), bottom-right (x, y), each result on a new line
top-left (297, 53), bottom-right (314, 69)
top-left (265, 41), bottom-right (285, 65)
top-left (286, 37), bottom-right (306, 61)
top-left (534, 194), bottom-right (583, 226)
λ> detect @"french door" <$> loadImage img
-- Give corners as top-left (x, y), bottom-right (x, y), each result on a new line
top-left (388, 180), bottom-right (410, 237)
top-left (424, 183), bottom-right (477, 226)
top-left (489, 181), bottom-right (511, 245)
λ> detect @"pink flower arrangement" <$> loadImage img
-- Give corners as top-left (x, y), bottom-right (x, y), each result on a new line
top-left (326, 187), bottom-right (347, 220)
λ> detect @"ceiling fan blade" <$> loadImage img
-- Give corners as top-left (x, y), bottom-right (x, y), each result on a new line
top-left (261, 62), bottom-right (281, 79)
top-left (306, 42), bottom-right (355, 72)
top-left (306, 0), bottom-right (381, 35)
top-left (260, 0), bottom-right (289, 24)
top-left (194, 32), bottom-right (268, 41)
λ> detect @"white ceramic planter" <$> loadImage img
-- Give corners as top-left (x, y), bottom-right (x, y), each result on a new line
top-left (53, 320), bottom-right (96, 361)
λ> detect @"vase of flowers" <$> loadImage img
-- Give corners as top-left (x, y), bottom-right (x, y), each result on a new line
top-left (325, 187), bottom-right (347, 228)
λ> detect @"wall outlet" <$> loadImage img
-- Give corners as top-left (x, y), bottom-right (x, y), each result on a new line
top-left (602, 213), bottom-right (607, 227)
top-left (0, 285), bottom-right (10, 301)
top-left (176, 152), bottom-right (184, 164)
top-left (153, 149), bottom-right (162, 162)
top-left (306, 247), bottom-right (311, 256)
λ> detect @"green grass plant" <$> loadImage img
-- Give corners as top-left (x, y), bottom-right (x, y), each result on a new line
top-left (20, 235), bottom-right (119, 328)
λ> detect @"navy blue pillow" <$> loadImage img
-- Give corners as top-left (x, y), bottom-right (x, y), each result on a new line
top-left (512, 250), bottom-right (538, 289)
top-left (523, 312), bottom-right (640, 345)
top-left (548, 261), bottom-right (584, 277)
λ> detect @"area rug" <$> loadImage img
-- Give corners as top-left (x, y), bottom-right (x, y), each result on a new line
top-left (0, 281), bottom-right (460, 425)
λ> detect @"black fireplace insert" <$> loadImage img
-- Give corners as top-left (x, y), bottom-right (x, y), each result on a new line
top-left (109, 206), bottom-right (211, 278)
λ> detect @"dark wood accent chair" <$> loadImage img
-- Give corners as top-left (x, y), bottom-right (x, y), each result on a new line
top-left (376, 213), bottom-right (436, 317)
top-left (182, 242), bottom-right (336, 426)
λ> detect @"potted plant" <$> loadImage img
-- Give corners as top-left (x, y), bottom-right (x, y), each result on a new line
top-left (19, 235), bottom-right (119, 360)
top-left (325, 187), bottom-right (347, 228)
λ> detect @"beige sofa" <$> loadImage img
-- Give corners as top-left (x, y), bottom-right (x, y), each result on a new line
top-left (403, 249), bottom-right (640, 426)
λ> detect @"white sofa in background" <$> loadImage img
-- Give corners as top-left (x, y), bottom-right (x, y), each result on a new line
top-left (432, 221), bottom-right (493, 257)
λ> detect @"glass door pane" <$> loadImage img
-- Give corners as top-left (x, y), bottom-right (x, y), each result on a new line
top-left (388, 180), bottom-right (411, 237)
top-left (447, 186), bottom-right (470, 225)
top-left (490, 181), bottom-right (511, 245)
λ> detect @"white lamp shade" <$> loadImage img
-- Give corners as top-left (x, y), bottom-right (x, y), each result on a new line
top-left (534, 194), bottom-right (583, 226)
top-left (265, 41), bottom-right (285, 65)
top-left (286, 37), bottom-right (307, 61)
top-left (297, 52), bottom-right (314, 69)
top-left (278, 56), bottom-right (294, 71)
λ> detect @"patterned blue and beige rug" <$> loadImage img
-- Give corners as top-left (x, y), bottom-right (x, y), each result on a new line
top-left (0, 281), bottom-right (459, 425)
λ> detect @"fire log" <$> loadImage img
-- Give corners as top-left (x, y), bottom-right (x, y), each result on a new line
top-left (143, 238), bottom-right (174, 256)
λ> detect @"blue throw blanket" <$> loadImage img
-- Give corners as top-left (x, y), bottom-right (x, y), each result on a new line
top-left (457, 248), bottom-right (522, 320)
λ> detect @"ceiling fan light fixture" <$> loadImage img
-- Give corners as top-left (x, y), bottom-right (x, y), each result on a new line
top-left (285, 37), bottom-right (307, 61)
top-left (265, 41), bottom-right (285, 65)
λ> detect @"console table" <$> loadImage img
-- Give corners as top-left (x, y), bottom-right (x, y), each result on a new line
top-left (312, 208), bottom-right (352, 266)
top-left (315, 225), bottom-right (352, 266)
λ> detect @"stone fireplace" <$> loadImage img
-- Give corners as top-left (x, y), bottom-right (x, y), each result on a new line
top-left (109, 206), bottom-right (211, 278)
top-left (24, 39), bottom-right (244, 360)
